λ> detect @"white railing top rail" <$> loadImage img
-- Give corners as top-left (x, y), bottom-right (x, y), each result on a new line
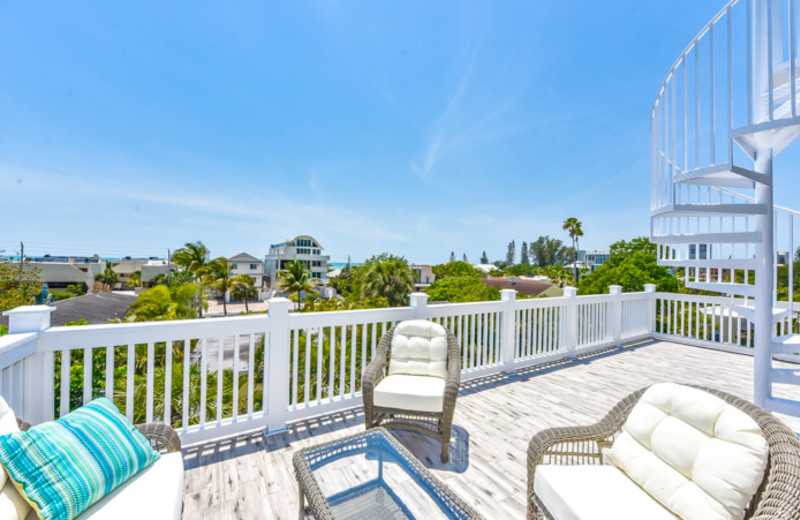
top-left (651, 0), bottom-right (740, 116)
top-left (0, 333), bottom-right (38, 370)
top-left (715, 185), bottom-right (800, 216)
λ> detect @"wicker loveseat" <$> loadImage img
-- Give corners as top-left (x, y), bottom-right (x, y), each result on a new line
top-left (2, 403), bottom-right (183, 520)
top-left (362, 320), bottom-right (461, 463)
top-left (527, 383), bottom-right (800, 520)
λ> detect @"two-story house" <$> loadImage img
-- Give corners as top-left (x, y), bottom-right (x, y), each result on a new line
top-left (265, 235), bottom-right (330, 287)
top-left (228, 252), bottom-right (267, 300)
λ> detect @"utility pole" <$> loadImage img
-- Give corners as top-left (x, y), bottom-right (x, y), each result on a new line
top-left (19, 242), bottom-right (24, 268)
top-left (167, 248), bottom-right (172, 285)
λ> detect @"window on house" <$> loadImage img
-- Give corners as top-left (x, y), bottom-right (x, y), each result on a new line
top-left (250, 264), bottom-right (258, 270)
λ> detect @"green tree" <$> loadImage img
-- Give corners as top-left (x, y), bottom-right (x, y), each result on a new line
top-left (0, 262), bottom-right (41, 312)
top-left (230, 274), bottom-right (257, 312)
top-left (504, 263), bottom-right (539, 277)
top-left (126, 284), bottom-right (199, 321)
top-left (94, 261), bottom-right (120, 292)
top-left (126, 270), bottom-right (143, 289)
top-left (562, 217), bottom-right (584, 285)
top-left (520, 241), bottom-right (529, 265)
top-left (203, 257), bottom-right (234, 316)
top-left (172, 241), bottom-right (209, 278)
top-left (426, 261), bottom-right (500, 303)
top-left (506, 240), bottom-right (516, 265)
top-left (449, 251), bottom-right (456, 263)
top-left (277, 260), bottom-right (319, 310)
top-left (578, 237), bottom-right (679, 294)
top-left (360, 254), bottom-right (415, 307)
top-left (529, 236), bottom-right (572, 267)
top-left (480, 251), bottom-right (489, 264)
top-left (172, 242), bottom-right (210, 316)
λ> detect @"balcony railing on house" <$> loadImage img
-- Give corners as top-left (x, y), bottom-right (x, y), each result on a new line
top-left (1, 285), bottom-right (797, 445)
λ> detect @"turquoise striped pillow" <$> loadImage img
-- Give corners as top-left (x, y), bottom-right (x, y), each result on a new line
top-left (0, 398), bottom-right (160, 520)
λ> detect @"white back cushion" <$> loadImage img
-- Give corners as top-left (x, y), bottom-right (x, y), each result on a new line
top-left (609, 383), bottom-right (768, 520)
top-left (388, 320), bottom-right (448, 379)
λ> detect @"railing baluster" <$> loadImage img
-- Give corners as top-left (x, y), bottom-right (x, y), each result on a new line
top-left (305, 328), bottom-right (311, 406)
top-left (247, 333), bottom-right (255, 417)
top-left (291, 329), bottom-right (298, 409)
top-left (216, 336), bottom-right (223, 424)
top-left (126, 344), bottom-right (134, 421)
top-left (183, 338), bottom-right (191, 431)
top-left (164, 340), bottom-right (172, 425)
top-left (233, 334), bottom-right (240, 419)
top-left (105, 345), bottom-right (114, 402)
top-left (146, 342), bottom-right (154, 423)
top-left (83, 347), bottom-right (92, 406)
top-left (60, 349), bottom-right (70, 417)
top-left (200, 338), bottom-right (207, 428)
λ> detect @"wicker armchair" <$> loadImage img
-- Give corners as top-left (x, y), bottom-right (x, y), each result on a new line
top-left (527, 385), bottom-right (800, 520)
top-left (16, 417), bottom-right (181, 453)
top-left (362, 321), bottom-right (461, 463)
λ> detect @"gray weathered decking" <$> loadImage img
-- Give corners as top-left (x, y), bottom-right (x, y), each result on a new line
top-left (181, 340), bottom-right (800, 519)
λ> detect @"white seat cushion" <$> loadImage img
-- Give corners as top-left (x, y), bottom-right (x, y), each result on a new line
top-left (373, 374), bottom-right (446, 413)
top-left (388, 320), bottom-right (448, 379)
top-left (609, 383), bottom-right (768, 520)
top-left (0, 395), bottom-right (30, 520)
top-left (534, 465), bottom-right (678, 520)
top-left (77, 452), bottom-right (184, 520)
top-left (0, 482), bottom-right (32, 520)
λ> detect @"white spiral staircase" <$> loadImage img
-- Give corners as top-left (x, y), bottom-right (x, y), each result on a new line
top-left (651, 0), bottom-right (800, 416)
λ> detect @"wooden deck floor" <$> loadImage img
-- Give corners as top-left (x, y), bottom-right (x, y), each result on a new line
top-left (181, 340), bottom-right (800, 519)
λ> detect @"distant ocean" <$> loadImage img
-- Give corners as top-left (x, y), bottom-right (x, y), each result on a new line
top-left (329, 262), bottom-right (360, 269)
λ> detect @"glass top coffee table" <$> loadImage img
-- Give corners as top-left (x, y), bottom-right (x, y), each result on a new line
top-left (292, 428), bottom-right (481, 520)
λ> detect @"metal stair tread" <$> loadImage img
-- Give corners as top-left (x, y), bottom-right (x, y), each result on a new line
top-left (672, 163), bottom-right (771, 188)
top-left (650, 231), bottom-right (762, 244)
top-left (651, 204), bottom-right (768, 218)
top-left (774, 334), bottom-right (800, 355)
top-left (684, 281), bottom-right (757, 297)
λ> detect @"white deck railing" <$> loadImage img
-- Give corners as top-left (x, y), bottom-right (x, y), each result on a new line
top-left (2, 283), bottom-right (795, 445)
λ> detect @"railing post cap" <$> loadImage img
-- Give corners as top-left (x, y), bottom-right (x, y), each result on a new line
top-left (2, 305), bottom-right (55, 316)
top-left (608, 285), bottom-right (622, 295)
top-left (409, 293), bottom-right (430, 308)
top-left (267, 297), bottom-right (291, 313)
top-left (500, 289), bottom-right (517, 301)
top-left (644, 284), bottom-right (657, 293)
top-left (563, 287), bottom-right (577, 297)
top-left (4, 305), bottom-right (55, 334)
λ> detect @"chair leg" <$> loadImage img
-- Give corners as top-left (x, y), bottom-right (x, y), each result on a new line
top-left (440, 418), bottom-right (451, 463)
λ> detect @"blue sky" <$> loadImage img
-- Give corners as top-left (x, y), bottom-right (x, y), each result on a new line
top-left (3, 1), bottom-right (796, 264)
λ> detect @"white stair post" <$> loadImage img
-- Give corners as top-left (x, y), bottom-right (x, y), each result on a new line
top-left (4, 305), bottom-right (56, 425)
top-left (563, 287), bottom-right (578, 358)
top-left (609, 285), bottom-right (622, 348)
top-left (266, 297), bottom-right (291, 434)
top-left (499, 289), bottom-right (517, 374)
top-left (409, 293), bottom-right (429, 318)
top-left (644, 284), bottom-right (657, 335)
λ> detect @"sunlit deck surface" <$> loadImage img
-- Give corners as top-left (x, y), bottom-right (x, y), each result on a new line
top-left (181, 340), bottom-right (800, 519)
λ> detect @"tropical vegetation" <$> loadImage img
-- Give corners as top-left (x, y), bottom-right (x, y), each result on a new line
top-left (578, 237), bottom-right (679, 294)
top-left (426, 261), bottom-right (500, 302)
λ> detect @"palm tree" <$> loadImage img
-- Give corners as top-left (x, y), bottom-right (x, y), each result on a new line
top-left (562, 217), bottom-right (584, 285)
top-left (361, 254), bottom-right (415, 307)
top-left (277, 260), bottom-right (319, 310)
top-left (173, 242), bottom-right (210, 316)
top-left (94, 261), bottom-right (120, 292)
top-left (203, 257), bottom-right (234, 316)
top-left (172, 242), bottom-right (209, 280)
top-left (230, 274), bottom-right (257, 312)
top-left (126, 270), bottom-right (142, 289)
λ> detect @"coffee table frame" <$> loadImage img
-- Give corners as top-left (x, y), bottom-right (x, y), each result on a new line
top-left (292, 428), bottom-right (481, 520)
